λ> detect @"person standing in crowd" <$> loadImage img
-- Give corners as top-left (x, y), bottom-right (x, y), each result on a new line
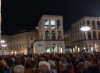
top-left (14, 65), bottom-right (25, 73)
top-left (38, 61), bottom-right (51, 73)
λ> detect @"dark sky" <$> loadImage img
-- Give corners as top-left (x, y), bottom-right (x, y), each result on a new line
top-left (1, 0), bottom-right (100, 35)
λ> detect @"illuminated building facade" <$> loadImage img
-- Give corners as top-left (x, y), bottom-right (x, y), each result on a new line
top-left (34, 15), bottom-right (65, 54)
top-left (0, 31), bottom-right (37, 55)
top-left (71, 17), bottom-right (100, 52)
top-left (1, 15), bottom-right (65, 54)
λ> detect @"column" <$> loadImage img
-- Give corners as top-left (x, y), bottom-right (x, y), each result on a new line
top-left (50, 30), bottom-right (52, 40)
top-left (96, 30), bottom-right (98, 40)
top-left (50, 44), bottom-right (52, 53)
top-left (55, 19), bottom-right (57, 29)
top-left (55, 30), bottom-right (57, 40)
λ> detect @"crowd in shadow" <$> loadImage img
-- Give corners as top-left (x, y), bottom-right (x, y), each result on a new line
top-left (0, 52), bottom-right (100, 73)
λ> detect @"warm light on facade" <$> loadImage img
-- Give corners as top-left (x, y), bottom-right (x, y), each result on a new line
top-left (84, 47), bottom-right (86, 50)
top-left (78, 48), bottom-right (80, 52)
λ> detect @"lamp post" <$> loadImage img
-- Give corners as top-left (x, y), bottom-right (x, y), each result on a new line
top-left (80, 26), bottom-right (91, 52)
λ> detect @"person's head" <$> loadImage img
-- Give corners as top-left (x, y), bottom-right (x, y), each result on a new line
top-left (85, 61), bottom-right (91, 69)
top-left (38, 61), bottom-right (51, 73)
top-left (61, 56), bottom-right (65, 60)
top-left (77, 62), bottom-right (85, 72)
top-left (14, 65), bottom-right (25, 73)
top-left (48, 60), bottom-right (56, 69)
top-left (25, 61), bottom-right (33, 69)
top-left (59, 62), bottom-right (67, 72)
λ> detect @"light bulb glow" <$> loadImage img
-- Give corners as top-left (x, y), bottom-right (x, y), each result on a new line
top-left (80, 26), bottom-right (91, 31)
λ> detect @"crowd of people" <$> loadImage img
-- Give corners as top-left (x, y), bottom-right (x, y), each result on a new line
top-left (0, 52), bottom-right (100, 73)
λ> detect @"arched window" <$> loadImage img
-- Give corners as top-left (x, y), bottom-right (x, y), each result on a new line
top-left (75, 26), bottom-right (76, 33)
top-left (46, 46), bottom-right (50, 53)
top-left (58, 31), bottom-right (61, 40)
top-left (80, 23), bottom-right (82, 28)
top-left (98, 31), bottom-right (100, 40)
top-left (92, 21), bottom-right (96, 29)
top-left (77, 25), bottom-right (79, 32)
top-left (87, 20), bottom-right (90, 26)
top-left (45, 31), bottom-right (50, 40)
top-left (45, 19), bottom-right (49, 28)
top-left (93, 31), bottom-right (96, 40)
top-left (57, 20), bottom-right (61, 28)
top-left (97, 21), bottom-right (100, 29)
top-left (88, 31), bottom-right (91, 40)
top-left (52, 44), bottom-right (56, 53)
top-left (83, 21), bottom-right (85, 26)
top-left (52, 31), bottom-right (56, 40)
top-left (51, 19), bottom-right (55, 29)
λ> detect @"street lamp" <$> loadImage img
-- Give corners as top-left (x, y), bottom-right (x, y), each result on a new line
top-left (0, 40), bottom-right (5, 44)
top-left (80, 26), bottom-right (91, 52)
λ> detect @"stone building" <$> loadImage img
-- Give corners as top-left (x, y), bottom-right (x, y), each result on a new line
top-left (34, 15), bottom-right (65, 54)
top-left (0, 15), bottom-right (65, 54)
top-left (70, 17), bottom-right (100, 52)
top-left (64, 30), bottom-right (72, 52)
top-left (1, 31), bottom-right (37, 55)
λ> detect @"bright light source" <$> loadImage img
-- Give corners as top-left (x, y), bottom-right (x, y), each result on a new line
top-left (1, 44), bottom-right (7, 47)
top-left (12, 51), bottom-right (13, 54)
top-left (36, 27), bottom-right (38, 29)
top-left (80, 26), bottom-right (91, 31)
top-left (0, 40), bottom-right (5, 44)
top-left (84, 47), bottom-right (86, 50)
top-left (78, 48), bottom-right (80, 52)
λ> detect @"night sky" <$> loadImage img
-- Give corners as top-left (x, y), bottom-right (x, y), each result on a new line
top-left (1, 0), bottom-right (100, 35)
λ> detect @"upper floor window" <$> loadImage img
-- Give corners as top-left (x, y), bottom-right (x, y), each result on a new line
top-left (58, 31), bottom-right (61, 40)
top-left (45, 19), bottom-right (49, 28)
top-left (97, 21), bottom-right (100, 29)
top-left (83, 21), bottom-right (85, 26)
top-left (51, 19), bottom-right (55, 29)
top-left (52, 31), bottom-right (56, 40)
top-left (45, 31), bottom-right (50, 40)
top-left (87, 20), bottom-right (90, 26)
top-left (57, 20), bottom-right (61, 29)
top-left (88, 31), bottom-right (91, 40)
top-left (7, 40), bottom-right (9, 43)
top-left (31, 37), bottom-right (33, 41)
top-left (93, 31), bottom-right (96, 40)
top-left (77, 25), bottom-right (79, 32)
top-left (80, 23), bottom-right (82, 28)
top-left (92, 21), bottom-right (96, 29)
top-left (98, 31), bottom-right (100, 40)
top-left (75, 26), bottom-right (77, 33)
